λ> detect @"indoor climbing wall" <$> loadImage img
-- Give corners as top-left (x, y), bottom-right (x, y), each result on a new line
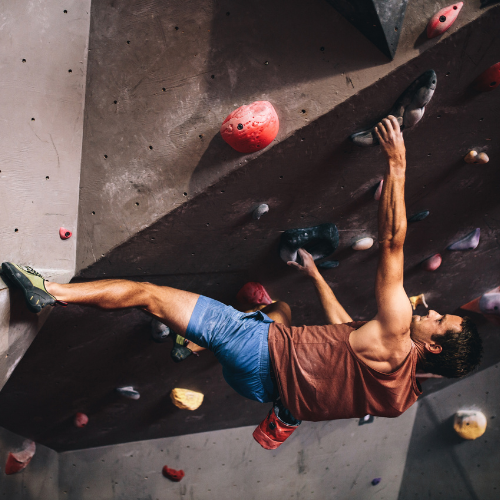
top-left (0, 0), bottom-right (91, 390)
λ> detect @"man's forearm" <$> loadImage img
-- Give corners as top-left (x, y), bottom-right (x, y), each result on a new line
top-left (311, 273), bottom-right (352, 325)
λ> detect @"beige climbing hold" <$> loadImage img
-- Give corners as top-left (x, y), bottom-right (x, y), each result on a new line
top-left (170, 388), bottom-right (204, 411)
top-left (409, 294), bottom-right (428, 310)
top-left (464, 150), bottom-right (489, 164)
top-left (352, 237), bottom-right (374, 251)
top-left (453, 410), bottom-right (487, 440)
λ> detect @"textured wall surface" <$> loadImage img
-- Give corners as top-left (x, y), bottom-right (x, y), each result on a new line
top-left (59, 405), bottom-right (417, 500)
top-left (0, 0), bottom-right (91, 391)
top-left (399, 364), bottom-right (500, 500)
top-left (0, 426), bottom-right (58, 500)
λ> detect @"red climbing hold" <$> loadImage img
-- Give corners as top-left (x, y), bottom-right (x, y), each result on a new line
top-left (473, 62), bottom-right (500, 92)
top-left (59, 227), bottom-right (72, 240)
top-left (236, 282), bottom-right (273, 308)
top-left (220, 101), bottom-right (279, 153)
top-left (421, 253), bottom-right (442, 272)
top-left (162, 465), bottom-right (185, 482)
top-left (74, 412), bottom-right (89, 428)
top-left (426, 3), bottom-right (463, 39)
top-left (5, 440), bottom-right (36, 475)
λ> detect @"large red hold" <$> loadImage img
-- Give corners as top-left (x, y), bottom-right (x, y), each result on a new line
top-left (236, 282), bottom-right (273, 308)
top-left (473, 62), bottom-right (500, 92)
top-left (5, 440), bottom-right (36, 475)
top-left (427, 3), bottom-right (463, 39)
top-left (162, 465), bottom-right (185, 482)
top-left (220, 101), bottom-right (279, 153)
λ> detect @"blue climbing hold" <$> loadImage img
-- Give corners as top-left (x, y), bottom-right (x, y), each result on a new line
top-left (447, 228), bottom-right (480, 251)
top-left (372, 478), bottom-right (382, 486)
top-left (479, 293), bottom-right (500, 316)
top-left (317, 260), bottom-right (340, 269)
top-left (408, 210), bottom-right (429, 223)
top-left (116, 386), bottom-right (140, 400)
top-left (151, 319), bottom-right (171, 343)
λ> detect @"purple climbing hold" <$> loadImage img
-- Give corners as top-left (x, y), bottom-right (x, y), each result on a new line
top-left (408, 210), bottom-right (429, 223)
top-left (372, 478), bottom-right (382, 486)
top-left (447, 228), bottom-right (480, 251)
top-left (374, 180), bottom-right (383, 201)
top-left (479, 293), bottom-right (500, 316)
top-left (421, 253), bottom-right (442, 272)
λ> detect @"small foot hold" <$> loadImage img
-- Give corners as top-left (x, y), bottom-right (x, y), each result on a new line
top-left (280, 223), bottom-right (339, 263)
top-left (408, 210), bottom-right (429, 223)
top-left (74, 412), bottom-right (89, 428)
top-left (454, 411), bottom-right (487, 440)
top-left (421, 254), bottom-right (442, 272)
top-left (374, 180), bottom-right (383, 201)
top-left (162, 465), bottom-right (185, 482)
top-left (59, 227), bottom-right (72, 240)
top-left (372, 478), bottom-right (382, 486)
top-left (170, 388), bottom-right (204, 411)
top-left (151, 318), bottom-right (171, 343)
top-left (447, 228), bottom-right (480, 251)
top-left (253, 204), bottom-right (269, 220)
top-left (426, 3), bottom-right (463, 39)
top-left (410, 294), bottom-right (428, 310)
top-left (116, 386), bottom-right (140, 400)
top-left (473, 62), bottom-right (500, 92)
top-left (359, 414), bottom-right (374, 426)
top-left (352, 237), bottom-right (374, 251)
top-left (464, 150), bottom-right (489, 164)
top-left (5, 440), bottom-right (36, 475)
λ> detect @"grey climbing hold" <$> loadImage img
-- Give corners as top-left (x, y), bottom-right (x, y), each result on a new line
top-left (151, 318), bottom-right (171, 343)
top-left (359, 414), bottom-right (374, 425)
top-left (317, 260), bottom-right (340, 269)
top-left (447, 228), bottom-right (480, 251)
top-left (352, 237), bottom-right (374, 250)
top-left (253, 204), bottom-right (269, 220)
top-left (351, 70), bottom-right (437, 146)
top-left (479, 293), bottom-right (500, 315)
top-left (116, 386), bottom-right (140, 400)
top-left (408, 210), bottom-right (430, 223)
top-left (280, 223), bottom-right (339, 263)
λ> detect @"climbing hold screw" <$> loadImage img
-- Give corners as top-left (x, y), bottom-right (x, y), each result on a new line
top-left (237, 123), bottom-right (243, 130)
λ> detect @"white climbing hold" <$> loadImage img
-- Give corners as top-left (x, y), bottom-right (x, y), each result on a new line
top-left (253, 204), bottom-right (269, 220)
top-left (116, 386), bottom-right (140, 400)
top-left (453, 410), bottom-right (487, 440)
top-left (352, 237), bottom-right (374, 251)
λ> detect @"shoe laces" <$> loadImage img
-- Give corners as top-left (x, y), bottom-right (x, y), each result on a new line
top-left (20, 265), bottom-right (45, 279)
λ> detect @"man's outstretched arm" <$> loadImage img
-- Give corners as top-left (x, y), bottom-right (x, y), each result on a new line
top-left (288, 249), bottom-right (352, 325)
top-left (374, 116), bottom-right (412, 336)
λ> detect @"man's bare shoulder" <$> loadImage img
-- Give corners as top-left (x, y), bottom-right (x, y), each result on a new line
top-left (349, 319), bottom-right (413, 373)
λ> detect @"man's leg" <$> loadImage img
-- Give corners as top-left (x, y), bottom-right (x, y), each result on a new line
top-left (46, 280), bottom-right (200, 337)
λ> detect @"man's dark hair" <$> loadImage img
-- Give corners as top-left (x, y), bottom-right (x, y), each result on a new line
top-left (420, 317), bottom-right (483, 378)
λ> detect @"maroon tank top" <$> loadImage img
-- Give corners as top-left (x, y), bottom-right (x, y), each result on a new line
top-left (268, 321), bottom-right (422, 421)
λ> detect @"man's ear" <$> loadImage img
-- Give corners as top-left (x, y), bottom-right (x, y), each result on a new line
top-left (424, 342), bottom-right (442, 354)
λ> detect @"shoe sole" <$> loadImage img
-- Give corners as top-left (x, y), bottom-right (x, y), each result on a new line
top-left (1, 262), bottom-right (44, 313)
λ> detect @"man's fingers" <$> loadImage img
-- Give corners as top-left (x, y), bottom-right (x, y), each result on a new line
top-left (387, 115), bottom-right (401, 132)
top-left (287, 261), bottom-right (302, 269)
top-left (375, 121), bottom-right (388, 141)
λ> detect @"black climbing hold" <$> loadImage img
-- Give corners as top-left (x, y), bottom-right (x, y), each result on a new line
top-left (279, 223), bottom-right (339, 263)
top-left (408, 210), bottom-right (430, 223)
top-left (237, 123), bottom-right (243, 130)
top-left (359, 414), bottom-right (374, 425)
top-left (324, 0), bottom-right (409, 59)
top-left (317, 260), bottom-right (340, 269)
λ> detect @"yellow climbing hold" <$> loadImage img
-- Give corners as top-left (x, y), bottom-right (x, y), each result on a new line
top-left (409, 294), bottom-right (428, 310)
top-left (453, 410), bottom-right (487, 440)
top-left (170, 388), bottom-right (204, 411)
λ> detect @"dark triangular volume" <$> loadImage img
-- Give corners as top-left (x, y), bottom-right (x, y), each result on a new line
top-left (325, 0), bottom-right (408, 59)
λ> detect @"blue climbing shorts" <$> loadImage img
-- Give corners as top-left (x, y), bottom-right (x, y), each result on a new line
top-left (185, 295), bottom-right (275, 403)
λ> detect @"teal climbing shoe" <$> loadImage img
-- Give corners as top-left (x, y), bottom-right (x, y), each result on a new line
top-left (171, 334), bottom-right (195, 363)
top-left (1, 262), bottom-right (58, 313)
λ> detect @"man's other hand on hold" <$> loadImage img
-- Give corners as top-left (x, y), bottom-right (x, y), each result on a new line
top-left (287, 249), bottom-right (319, 279)
top-left (374, 115), bottom-right (405, 166)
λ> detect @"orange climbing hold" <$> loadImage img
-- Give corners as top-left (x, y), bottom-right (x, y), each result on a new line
top-left (473, 62), bottom-right (500, 92)
top-left (162, 465), bottom-right (185, 482)
top-left (220, 101), bottom-right (279, 153)
top-left (426, 3), bottom-right (463, 39)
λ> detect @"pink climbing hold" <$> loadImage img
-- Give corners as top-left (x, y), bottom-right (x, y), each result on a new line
top-left (374, 180), bottom-right (383, 201)
top-left (5, 440), bottom-right (36, 475)
top-left (74, 412), bottom-right (89, 428)
top-left (59, 227), bottom-right (72, 240)
top-left (473, 62), bottom-right (500, 92)
top-left (421, 253), bottom-right (442, 272)
top-left (236, 282), bottom-right (273, 308)
top-left (220, 101), bottom-right (279, 153)
top-left (426, 3), bottom-right (463, 39)
top-left (162, 465), bottom-right (185, 482)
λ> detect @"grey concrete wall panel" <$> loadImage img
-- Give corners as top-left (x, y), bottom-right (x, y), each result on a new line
top-left (399, 364), bottom-right (500, 500)
top-left (0, 1), bottom-right (91, 390)
top-left (0, 426), bottom-right (58, 500)
top-left (59, 405), bottom-right (417, 500)
top-left (75, 0), bottom-right (489, 272)
top-left (1, 7), bottom-right (499, 452)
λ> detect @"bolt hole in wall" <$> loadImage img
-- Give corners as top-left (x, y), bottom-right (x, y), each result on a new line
top-left (31, 117), bottom-right (35, 121)
top-left (149, 145), bottom-right (153, 150)
top-left (68, 69), bottom-right (72, 73)
top-left (14, 228), bottom-right (18, 233)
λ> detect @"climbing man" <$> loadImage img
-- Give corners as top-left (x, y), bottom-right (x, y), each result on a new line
top-left (2, 116), bottom-right (482, 450)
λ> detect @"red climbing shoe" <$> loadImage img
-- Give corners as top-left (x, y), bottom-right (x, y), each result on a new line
top-left (253, 408), bottom-right (299, 450)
